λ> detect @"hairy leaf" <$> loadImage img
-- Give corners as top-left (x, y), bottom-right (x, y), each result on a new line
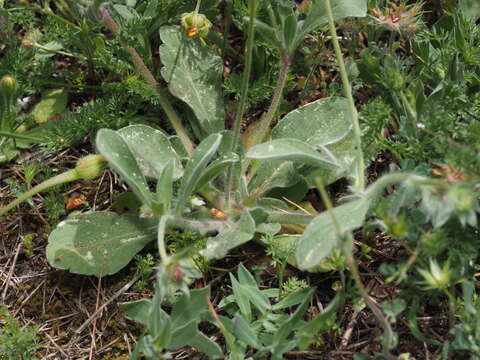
top-left (160, 26), bottom-right (225, 134)
top-left (296, 198), bottom-right (370, 270)
top-left (249, 97), bottom-right (356, 199)
top-left (117, 125), bottom-right (183, 180)
top-left (96, 129), bottom-right (153, 206)
top-left (47, 212), bottom-right (157, 276)
top-left (201, 212), bottom-right (256, 260)
top-left (246, 138), bottom-right (339, 167)
top-left (176, 133), bottom-right (222, 213)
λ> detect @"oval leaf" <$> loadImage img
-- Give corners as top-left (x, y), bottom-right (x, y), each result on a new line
top-left (160, 26), bottom-right (225, 134)
top-left (117, 125), bottom-right (183, 180)
top-left (96, 129), bottom-right (152, 205)
top-left (47, 212), bottom-right (157, 276)
top-left (296, 198), bottom-right (370, 270)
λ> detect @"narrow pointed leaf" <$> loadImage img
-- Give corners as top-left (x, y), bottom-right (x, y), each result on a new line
top-left (155, 160), bottom-right (174, 212)
top-left (176, 133), bottom-right (222, 212)
top-left (233, 314), bottom-right (260, 348)
top-left (47, 212), bottom-right (157, 276)
top-left (246, 138), bottom-right (338, 167)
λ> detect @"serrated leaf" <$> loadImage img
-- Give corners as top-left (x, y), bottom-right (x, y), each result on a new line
top-left (160, 25), bottom-right (225, 134)
top-left (47, 212), bottom-right (157, 276)
top-left (296, 198), bottom-right (370, 270)
top-left (117, 125), bottom-right (183, 180)
top-left (201, 211), bottom-right (256, 260)
top-left (96, 128), bottom-right (152, 206)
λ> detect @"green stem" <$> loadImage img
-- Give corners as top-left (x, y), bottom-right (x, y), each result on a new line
top-left (0, 170), bottom-right (78, 217)
top-left (246, 55), bottom-right (290, 152)
top-left (31, 42), bottom-right (86, 60)
top-left (195, 0), bottom-right (202, 12)
top-left (0, 131), bottom-right (41, 142)
top-left (365, 172), bottom-right (448, 202)
top-left (221, 0), bottom-right (233, 57)
top-left (315, 177), bottom-right (393, 354)
top-left (99, 4), bottom-right (194, 155)
top-left (225, 0), bottom-right (257, 208)
top-left (157, 215), bottom-right (170, 264)
top-left (35, 6), bottom-right (81, 30)
top-left (267, 211), bottom-right (314, 225)
top-left (325, 0), bottom-right (365, 191)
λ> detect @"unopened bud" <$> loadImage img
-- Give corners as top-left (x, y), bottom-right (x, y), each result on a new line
top-left (75, 155), bottom-right (107, 180)
top-left (0, 76), bottom-right (17, 98)
top-left (180, 12), bottom-right (212, 38)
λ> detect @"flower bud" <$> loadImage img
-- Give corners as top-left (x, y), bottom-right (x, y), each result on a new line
top-left (75, 155), bottom-right (107, 180)
top-left (180, 12), bottom-right (212, 38)
top-left (0, 76), bottom-right (17, 98)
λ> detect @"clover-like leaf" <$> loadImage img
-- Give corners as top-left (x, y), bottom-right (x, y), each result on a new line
top-left (47, 212), bottom-right (157, 276)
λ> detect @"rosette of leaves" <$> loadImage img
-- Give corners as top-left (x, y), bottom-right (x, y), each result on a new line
top-left (44, 0), bottom-right (373, 277)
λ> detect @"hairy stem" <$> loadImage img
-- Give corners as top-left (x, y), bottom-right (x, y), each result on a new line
top-left (157, 215), bottom-right (170, 264)
top-left (225, 0), bottom-right (257, 208)
top-left (0, 170), bottom-right (78, 217)
top-left (325, 0), bottom-right (365, 191)
top-left (99, 4), bottom-right (194, 155)
top-left (316, 177), bottom-right (394, 354)
top-left (246, 55), bottom-right (290, 152)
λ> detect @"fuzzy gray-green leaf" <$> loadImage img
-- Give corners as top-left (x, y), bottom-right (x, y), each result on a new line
top-left (47, 212), bottom-right (157, 276)
top-left (201, 212), bottom-right (256, 260)
top-left (246, 138), bottom-right (339, 167)
top-left (117, 125), bottom-right (183, 180)
top-left (176, 133), bottom-right (222, 213)
top-left (296, 198), bottom-right (370, 270)
top-left (248, 97), bottom-right (356, 198)
top-left (96, 129), bottom-right (152, 206)
top-left (160, 26), bottom-right (225, 134)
